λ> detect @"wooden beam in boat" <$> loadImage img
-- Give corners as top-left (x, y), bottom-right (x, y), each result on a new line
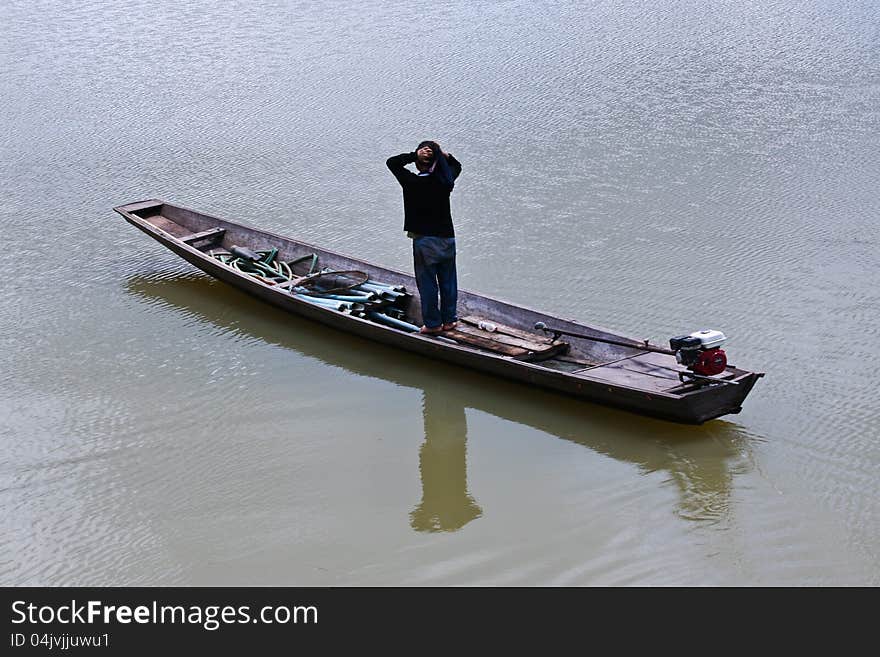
top-left (180, 227), bottom-right (226, 245)
top-left (512, 341), bottom-right (571, 362)
top-left (453, 323), bottom-right (560, 352)
top-left (439, 329), bottom-right (569, 362)
top-left (554, 355), bottom-right (598, 366)
top-left (440, 329), bottom-right (530, 357)
top-left (460, 315), bottom-right (555, 344)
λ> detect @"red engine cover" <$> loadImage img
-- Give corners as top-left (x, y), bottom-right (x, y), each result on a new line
top-left (692, 348), bottom-right (727, 376)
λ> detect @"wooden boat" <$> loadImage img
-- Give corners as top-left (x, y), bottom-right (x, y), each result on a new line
top-left (114, 199), bottom-right (764, 424)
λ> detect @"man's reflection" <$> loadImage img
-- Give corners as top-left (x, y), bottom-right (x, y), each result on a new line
top-left (410, 388), bottom-right (482, 532)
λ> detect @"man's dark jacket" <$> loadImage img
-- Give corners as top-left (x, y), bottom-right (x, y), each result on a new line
top-left (386, 152), bottom-right (462, 237)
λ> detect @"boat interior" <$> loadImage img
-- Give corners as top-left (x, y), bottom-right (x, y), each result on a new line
top-left (120, 200), bottom-right (746, 396)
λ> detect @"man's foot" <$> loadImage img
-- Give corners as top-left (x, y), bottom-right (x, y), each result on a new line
top-left (441, 321), bottom-right (458, 331)
top-left (419, 325), bottom-right (442, 335)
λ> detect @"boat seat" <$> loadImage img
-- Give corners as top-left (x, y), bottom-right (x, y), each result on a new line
top-left (180, 227), bottom-right (226, 246)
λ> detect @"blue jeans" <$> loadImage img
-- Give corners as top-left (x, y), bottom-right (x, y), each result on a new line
top-left (412, 236), bottom-right (457, 328)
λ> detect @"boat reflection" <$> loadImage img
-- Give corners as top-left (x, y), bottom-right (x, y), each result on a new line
top-left (126, 273), bottom-right (758, 530)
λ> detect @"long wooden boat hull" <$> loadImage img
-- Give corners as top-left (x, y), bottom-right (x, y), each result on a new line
top-left (115, 200), bottom-right (764, 424)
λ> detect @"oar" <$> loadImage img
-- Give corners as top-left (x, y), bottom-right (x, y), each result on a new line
top-left (533, 322), bottom-right (674, 354)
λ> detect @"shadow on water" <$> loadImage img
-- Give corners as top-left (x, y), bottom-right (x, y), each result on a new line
top-left (126, 273), bottom-right (761, 530)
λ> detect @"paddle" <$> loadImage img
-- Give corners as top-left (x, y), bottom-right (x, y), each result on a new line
top-left (533, 322), bottom-right (674, 355)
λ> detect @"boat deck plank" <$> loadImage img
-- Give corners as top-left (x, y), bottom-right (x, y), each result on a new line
top-left (578, 351), bottom-right (686, 393)
top-left (441, 329), bottom-right (529, 357)
top-left (460, 315), bottom-right (554, 344)
top-left (149, 215), bottom-right (190, 238)
top-left (439, 317), bottom-right (568, 361)
top-left (453, 324), bottom-right (558, 352)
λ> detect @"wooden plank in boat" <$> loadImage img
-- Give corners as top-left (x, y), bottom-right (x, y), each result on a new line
top-left (441, 329), bottom-right (569, 361)
top-left (180, 227), bottom-right (226, 245)
top-left (441, 329), bottom-right (529, 357)
top-left (511, 341), bottom-right (571, 362)
top-left (148, 215), bottom-right (191, 238)
top-left (579, 352), bottom-right (684, 393)
top-left (455, 317), bottom-right (568, 361)
top-left (554, 354), bottom-right (599, 366)
top-left (454, 323), bottom-right (554, 351)
top-left (460, 315), bottom-right (554, 344)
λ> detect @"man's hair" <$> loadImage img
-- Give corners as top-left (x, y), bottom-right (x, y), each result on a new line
top-left (414, 141), bottom-right (455, 190)
top-left (416, 140), bottom-right (440, 156)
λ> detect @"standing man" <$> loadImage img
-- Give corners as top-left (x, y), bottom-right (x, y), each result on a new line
top-left (386, 141), bottom-right (462, 334)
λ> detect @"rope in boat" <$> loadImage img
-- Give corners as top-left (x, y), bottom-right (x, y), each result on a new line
top-left (208, 246), bottom-right (419, 331)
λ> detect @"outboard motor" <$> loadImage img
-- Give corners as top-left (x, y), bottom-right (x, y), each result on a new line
top-left (669, 330), bottom-right (727, 376)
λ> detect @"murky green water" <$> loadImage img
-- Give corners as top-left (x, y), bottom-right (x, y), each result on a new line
top-left (1, 0), bottom-right (878, 585)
